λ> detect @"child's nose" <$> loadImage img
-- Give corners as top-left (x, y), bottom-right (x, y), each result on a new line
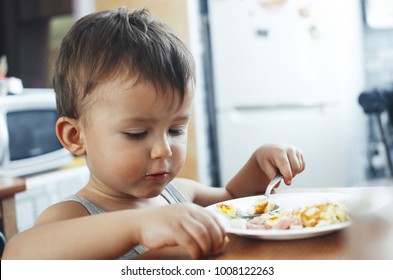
top-left (150, 137), bottom-right (172, 159)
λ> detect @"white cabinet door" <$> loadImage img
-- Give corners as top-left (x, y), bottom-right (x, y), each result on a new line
top-left (216, 105), bottom-right (348, 188)
top-left (208, 0), bottom-right (345, 108)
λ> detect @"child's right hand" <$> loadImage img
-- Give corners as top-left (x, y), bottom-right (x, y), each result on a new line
top-left (138, 203), bottom-right (226, 259)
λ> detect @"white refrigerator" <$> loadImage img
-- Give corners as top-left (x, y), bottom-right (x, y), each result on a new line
top-left (206, 0), bottom-right (367, 188)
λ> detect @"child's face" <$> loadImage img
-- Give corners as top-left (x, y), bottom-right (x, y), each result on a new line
top-left (80, 76), bottom-right (193, 199)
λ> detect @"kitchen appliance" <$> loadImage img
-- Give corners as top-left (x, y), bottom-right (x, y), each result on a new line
top-left (204, 0), bottom-right (367, 187)
top-left (0, 89), bottom-right (73, 177)
top-left (359, 82), bottom-right (393, 177)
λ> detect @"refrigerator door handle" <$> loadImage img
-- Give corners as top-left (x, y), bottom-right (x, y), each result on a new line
top-left (234, 102), bottom-right (337, 111)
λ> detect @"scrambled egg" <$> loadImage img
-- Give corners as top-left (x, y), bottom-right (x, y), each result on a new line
top-left (216, 197), bottom-right (349, 230)
top-left (296, 202), bottom-right (349, 227)
top-left (249, 197), bottom-right (277, 215)
top-left (216, 196), bottom-right (277, 218)
top-left (216, 203), bottom-right (236, 217)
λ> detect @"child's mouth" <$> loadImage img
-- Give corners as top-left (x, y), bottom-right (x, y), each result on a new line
top-left (145, 172), bottom-right (169, 182)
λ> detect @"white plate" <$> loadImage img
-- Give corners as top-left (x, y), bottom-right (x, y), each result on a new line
top-left (206, 192), bottom-right (356, 240)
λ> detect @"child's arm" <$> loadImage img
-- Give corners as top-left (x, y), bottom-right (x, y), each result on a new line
top-left (226, 144), bottom-right (305, 199)
top-left (177, 144), bottom-right (305, 206)
top-left (2, 202), bottom-right (226, 259)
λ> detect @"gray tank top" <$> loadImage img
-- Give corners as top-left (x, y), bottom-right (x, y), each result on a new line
top-left (63, 182), bottom-right (187, 259)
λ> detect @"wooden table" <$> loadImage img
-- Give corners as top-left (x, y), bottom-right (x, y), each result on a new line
top-left (136, 186), bottom-right (393, 260)
top-left (0, 177), bottom-right (26, 241)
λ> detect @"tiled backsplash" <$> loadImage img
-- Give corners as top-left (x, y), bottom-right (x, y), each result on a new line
top-left (15, 165), bottom-right (89, 232)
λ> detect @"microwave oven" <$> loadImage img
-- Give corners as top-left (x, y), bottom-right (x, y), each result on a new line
top-left (0, 89), bottom-right (73, 177)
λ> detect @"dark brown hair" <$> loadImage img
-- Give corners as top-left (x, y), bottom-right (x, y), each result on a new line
top-left (53, 7), bottom-right (195, 119)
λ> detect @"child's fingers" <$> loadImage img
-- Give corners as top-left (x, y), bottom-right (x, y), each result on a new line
top-left (172, 226), bottom-right (204, 259)
top-left (287, 150), bottom-right (302, 175)
top-left (141, 204), bottom-right (227, 259)
top-left (180, 217), bottom-right (212, 258)
top-left (298, 150), bottom-right (306, 171)
top-left (191, 209), bottom-right (227, 255)
top-left (182, 209), bottom-right (226, 257)
top-left (211, 218), bottom-right (228, 255)
top-left (275, 156), bottom-right (293, 185)
top-left (141, 214), bottom-right (206, 259)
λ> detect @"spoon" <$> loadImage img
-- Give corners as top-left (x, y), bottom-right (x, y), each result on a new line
top-left (238, 173), bottom-right (283, 219)
top-left (264, 172), bottom-right (284, 198)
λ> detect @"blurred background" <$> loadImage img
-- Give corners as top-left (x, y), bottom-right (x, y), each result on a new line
top-left (1, 0), bottom-right (393, 232)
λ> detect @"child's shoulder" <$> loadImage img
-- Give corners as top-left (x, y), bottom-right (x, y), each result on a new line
top-left (34, 200), bottom-right (90, 227)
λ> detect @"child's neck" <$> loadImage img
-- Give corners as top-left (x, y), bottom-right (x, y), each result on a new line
top-left (77, 186), bottom-right (169, 212)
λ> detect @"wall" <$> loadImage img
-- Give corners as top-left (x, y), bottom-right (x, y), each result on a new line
top-left (0, 0), bottom-right (72, 87)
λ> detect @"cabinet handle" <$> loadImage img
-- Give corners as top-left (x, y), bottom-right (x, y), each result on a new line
top-left (234, 102), bottom-right (337, 111)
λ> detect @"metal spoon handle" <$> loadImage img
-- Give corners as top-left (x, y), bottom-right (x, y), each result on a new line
top-left (264, 173), bottom-right (283, 198)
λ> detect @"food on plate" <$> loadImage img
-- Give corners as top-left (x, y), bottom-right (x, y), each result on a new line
top-left (246, 202), bottom-right (349, 230)
top-left (246, 207), bottom-right (304, 230)
top-left (296, 202), bottom-right (348, 227)
top-left (248, 196), bottom-right (277, 215)
top-left (224, 235), bottom-right (230, 245)
top-left (216, 196), bottom-right (277, 218)
top-left (215, 196), bottom-right (349, 231)
top-left (216, 203), bottom-right (236, 217)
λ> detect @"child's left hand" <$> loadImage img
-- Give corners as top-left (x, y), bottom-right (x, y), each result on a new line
top-left (254, 144), bottom-right (305, 186)
top-left (225, 144), bottom-right (305, 198)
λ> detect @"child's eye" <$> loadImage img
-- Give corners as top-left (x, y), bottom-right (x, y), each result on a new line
top-left (169, 128), bottom-right (186, 136)
top-left (125, 131), bottom-right (147, 140)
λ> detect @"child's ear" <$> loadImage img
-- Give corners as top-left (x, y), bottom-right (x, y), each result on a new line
top-left (56, 117), bottom-right (86, 156)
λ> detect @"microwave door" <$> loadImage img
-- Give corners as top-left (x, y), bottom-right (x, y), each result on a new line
top-left (0, 92), bottom-right (73, 177)
top-left (0, 114), bottom-right (8, 165)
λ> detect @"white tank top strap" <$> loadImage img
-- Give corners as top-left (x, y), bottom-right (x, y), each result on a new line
top-left (160, 181), bottom-right (188, 203)
top-left (64, 194), bottom-right (104, 215)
